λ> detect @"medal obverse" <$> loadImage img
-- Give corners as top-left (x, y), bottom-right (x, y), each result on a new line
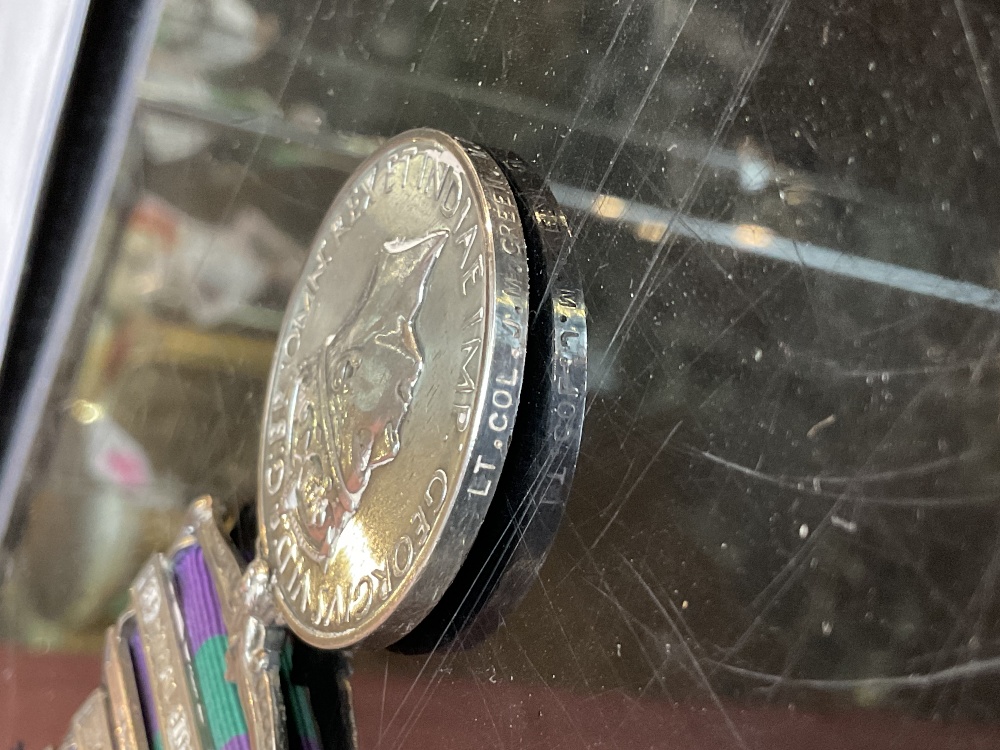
top-left (259, 129), bottom-right (530, 648)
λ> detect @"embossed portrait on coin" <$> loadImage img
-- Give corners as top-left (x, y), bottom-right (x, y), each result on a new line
top-left (284, 230), bottom-right (448, 554)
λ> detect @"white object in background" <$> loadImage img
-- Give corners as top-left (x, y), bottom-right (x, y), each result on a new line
top-left (0, 1), bottom-right (91, 368)
top-left (85, 414), bottom-right (154, 489)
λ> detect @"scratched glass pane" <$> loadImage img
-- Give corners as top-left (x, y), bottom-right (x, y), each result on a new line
top-left (4, 0), bottom-right (1000, 747)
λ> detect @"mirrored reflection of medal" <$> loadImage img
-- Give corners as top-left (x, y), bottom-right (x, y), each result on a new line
top-left (55, 129), bottom-right (587, 750)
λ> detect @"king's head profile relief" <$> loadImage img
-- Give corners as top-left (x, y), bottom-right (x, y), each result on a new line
top-left (283, 229), bottom-right (449, 555)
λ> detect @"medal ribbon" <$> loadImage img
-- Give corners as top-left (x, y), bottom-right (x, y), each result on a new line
top-left (174, 547), bottom-right (250, 750)
top-left (128, 544), bottom-right (322, 750)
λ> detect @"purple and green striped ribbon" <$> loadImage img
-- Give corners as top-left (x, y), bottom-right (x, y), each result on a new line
top-left (174, 547), bottom-right (250, 750)
top-left (128, 544), bottom-right (323, 750)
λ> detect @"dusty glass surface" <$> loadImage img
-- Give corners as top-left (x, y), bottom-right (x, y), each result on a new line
top-left (4, 0), bottom-right (1000, 747)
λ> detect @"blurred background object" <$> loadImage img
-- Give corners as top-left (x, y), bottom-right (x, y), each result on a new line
top-left (0, 0), bottom-right (90, 368)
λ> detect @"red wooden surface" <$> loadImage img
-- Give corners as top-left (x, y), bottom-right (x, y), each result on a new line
top-left (0, 642), bottom-right (101, 750)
